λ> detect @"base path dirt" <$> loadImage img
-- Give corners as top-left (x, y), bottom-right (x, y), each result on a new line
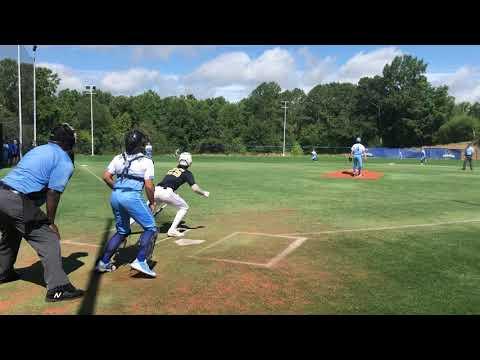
top-left (323, 169), bottom-right (384, 180)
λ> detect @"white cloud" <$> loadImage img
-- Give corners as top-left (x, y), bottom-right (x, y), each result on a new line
top-left (298, 47), bottom-right (336, 87)
top-left (335, 47), bottom-right (403, 83)
top-left (428, 66), bottom-right (480, 103)
top-left (184, 47), bottom-right (298, 99)
top-left (100, 68), bottom-right (182, 96)
top-left (131, 45), bottom-right (215, 61)
top-left (38, 62), bottom-right (84, 91)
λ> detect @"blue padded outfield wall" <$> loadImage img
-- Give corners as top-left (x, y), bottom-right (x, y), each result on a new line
top-left (367, 147), bottom-right (462, 160)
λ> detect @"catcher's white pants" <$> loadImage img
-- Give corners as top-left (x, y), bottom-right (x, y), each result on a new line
top-left (154, 186), bottom-right (189, 232)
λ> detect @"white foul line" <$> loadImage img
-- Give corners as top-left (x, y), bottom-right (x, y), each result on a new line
top-left (280, 219), bottom-right (480, 236)
top-left (79, 164), bottom-right (104, 184)
top-left (63, 240), bottom-right (100, 248)
top-left (63, 229), bottom-right (192, 249)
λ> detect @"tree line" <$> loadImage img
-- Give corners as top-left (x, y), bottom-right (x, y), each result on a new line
top-left (2, 54), bottom-right (480, 155)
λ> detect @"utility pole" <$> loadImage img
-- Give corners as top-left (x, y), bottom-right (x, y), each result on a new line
top-left (33, 45), bottom-right (37, 147)
top-left (17, 45), bottom-right (23, 158)
top-left (84, 85), bottom-right (96, 156)
top-left (281, 101), bottom-right (289, 157)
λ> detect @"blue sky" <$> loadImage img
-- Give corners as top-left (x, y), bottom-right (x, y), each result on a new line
top-left (25, 45), bottom-right (480, 103)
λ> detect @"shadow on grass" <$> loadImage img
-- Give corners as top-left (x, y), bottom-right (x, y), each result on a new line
top-left (16, 252), bottom-right (88, 288)
top-left (130, 221), bottom-right (205, 235)
top-left (112, 244), bottom-right (157, 272)
top-left (77, 219), bottom-right (113, 315)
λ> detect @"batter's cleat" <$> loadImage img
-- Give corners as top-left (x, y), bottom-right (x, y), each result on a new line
top-left (167, 229), bottom-right (184, 237)
top-left (130, 259), bottom-right (156, 277)
top-left (95, 260), bottom-right (117, 273)
top-left (45, 284), bottom-right (84, 302)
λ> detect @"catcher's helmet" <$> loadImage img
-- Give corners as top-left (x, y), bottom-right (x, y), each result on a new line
top-left (125, 130), bottom-right (147, 155)
top-left (49, 123), bottom-right (76, 151)
top-left (178, 152), bottom-right (192, 167)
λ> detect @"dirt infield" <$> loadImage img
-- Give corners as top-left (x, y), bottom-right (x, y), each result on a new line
top-left (323, 170), bottom-right (384, 180)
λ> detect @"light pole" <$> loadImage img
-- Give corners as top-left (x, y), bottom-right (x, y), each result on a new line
top-left (33, 45), bottom-right (37, 147)
top-left (281, 100), bottom-right (289, 157)
top-left (84, 85), bottom-right (96, 156)
top-left (17, 45), bottom-right (23, 158)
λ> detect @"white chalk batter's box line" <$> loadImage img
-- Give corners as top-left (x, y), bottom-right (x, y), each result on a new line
top-left (188, 231), bottom-right (308, 269)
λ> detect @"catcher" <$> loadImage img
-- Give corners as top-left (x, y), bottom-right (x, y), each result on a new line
top-left (154, 152), bottom-right (209, 237)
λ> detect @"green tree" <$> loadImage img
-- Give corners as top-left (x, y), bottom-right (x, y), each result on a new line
top-left (434, 114), bottom-right (480, 144)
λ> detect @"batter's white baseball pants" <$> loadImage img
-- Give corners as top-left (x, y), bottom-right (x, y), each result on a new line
top-left (154, 186), bottom-right (189, 232)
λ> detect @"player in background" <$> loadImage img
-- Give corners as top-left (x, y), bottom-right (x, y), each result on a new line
top-left (351, 137), bottom-right (367, 177)
top-left (154, 152), bottom-right (209, 237)
top-left (420, 147), bottom-right (427, 165)
top-left (311, 149), bottom-right (318, 161)
top-left (96, 130), bottom-right (158, 277)
top-left (462, 143), bottom-right (475, 171)
top-left (145, 142), bottom-right (153, 159)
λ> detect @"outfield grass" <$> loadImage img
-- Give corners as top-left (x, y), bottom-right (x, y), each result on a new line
top-left (1, 154), bottom-right (480, 314)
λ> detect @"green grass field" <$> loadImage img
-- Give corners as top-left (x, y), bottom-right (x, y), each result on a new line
top-left (1, 154), bottom-right (480, 314)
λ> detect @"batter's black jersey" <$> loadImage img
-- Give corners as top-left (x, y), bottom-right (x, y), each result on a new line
top-left (157, 167), bottom-right (196, 191)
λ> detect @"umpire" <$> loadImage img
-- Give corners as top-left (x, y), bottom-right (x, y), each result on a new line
top-left (0, 123), bottom-right (84, 302)
top-left (462, 143), bottom-right (475, 171)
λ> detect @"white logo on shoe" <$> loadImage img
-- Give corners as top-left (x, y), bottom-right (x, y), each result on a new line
top-left (54, 292), bottom-right (62, 299)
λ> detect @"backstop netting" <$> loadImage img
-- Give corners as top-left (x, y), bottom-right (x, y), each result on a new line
top-left (0, 45), bottom-right (34, 165)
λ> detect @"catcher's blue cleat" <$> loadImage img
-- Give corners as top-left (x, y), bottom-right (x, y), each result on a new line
top-left (130, 259), bottom-right (156, 277)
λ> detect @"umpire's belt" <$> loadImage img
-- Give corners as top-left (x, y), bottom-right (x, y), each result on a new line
top-left (0, 181), bottom-right (21, 195)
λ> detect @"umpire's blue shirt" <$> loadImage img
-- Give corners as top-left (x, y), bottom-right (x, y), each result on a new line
top-left (2, 143), bottom-right (74, 204)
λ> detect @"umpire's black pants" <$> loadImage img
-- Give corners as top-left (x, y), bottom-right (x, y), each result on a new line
top-left (463, 155), bottom-right (473, 170)
top-left (0, 188), bottom-right (70, 290)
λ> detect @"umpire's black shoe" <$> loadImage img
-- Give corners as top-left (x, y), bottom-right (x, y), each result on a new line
top-left (45, 284), bottom-right (84, 302)
top-left (0, 270), bottom-right (20, 284)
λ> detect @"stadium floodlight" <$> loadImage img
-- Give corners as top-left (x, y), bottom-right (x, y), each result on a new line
top-left (281, 101), bottom-right (289, 157)
top-left (83, 85), bottom-right (97, 156)
top-left (33, 45), bottom-right (37, 147)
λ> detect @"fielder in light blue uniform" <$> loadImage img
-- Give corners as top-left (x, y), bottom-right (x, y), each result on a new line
top-left (351, 137), bottom-right (366, 176)
top-left (96, 130), bottom-right (158, 277)
top-left (420, 147), bottom-right (427, 165)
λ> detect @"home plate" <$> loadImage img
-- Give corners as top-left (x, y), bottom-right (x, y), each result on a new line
top-left (175, 239), bottom-right (205, 246)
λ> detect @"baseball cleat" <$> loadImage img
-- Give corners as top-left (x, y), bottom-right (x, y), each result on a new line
top-left (130, 259), bottom-right (156, 277)
top-left (167, 229), bottom-right (184, 237)
top-left (95, 260), bottom-right (117, 273)
top-left (45, 284), bottom-right (84, 302)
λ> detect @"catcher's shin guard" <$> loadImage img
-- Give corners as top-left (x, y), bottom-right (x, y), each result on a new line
top-left (146, 231), bottom-right (158, 261)
top-left (102, 232), bottom-right (127, 263)
top-left (137, 230), bottom-right (157, 262)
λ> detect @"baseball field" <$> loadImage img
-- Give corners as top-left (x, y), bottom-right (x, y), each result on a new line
top-left (1, 154), bottom-right (480, 314)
